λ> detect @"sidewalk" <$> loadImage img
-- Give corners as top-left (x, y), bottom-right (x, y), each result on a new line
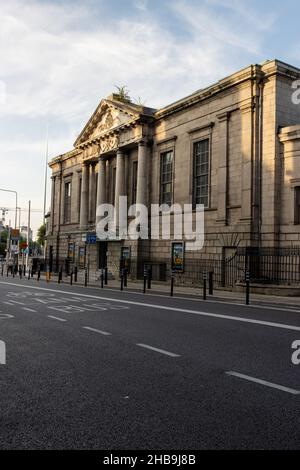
top-left (19, 272), bottom-right (300, 309)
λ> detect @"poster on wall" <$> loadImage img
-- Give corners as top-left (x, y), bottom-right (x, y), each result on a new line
top-left (78, 246), bottom-right (86, 268)
top-left (171, 242), bottom-right (185, 273)
top-left (67, 242), bottom-right (75, 261)
top-left (121, 246), bottom-right (131, 273)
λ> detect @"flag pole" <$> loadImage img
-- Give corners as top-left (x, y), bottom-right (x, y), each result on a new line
top-left (43, 124), bottom-right (49, 224)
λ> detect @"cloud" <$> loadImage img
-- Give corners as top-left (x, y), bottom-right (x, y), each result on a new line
top-left (0, 0), bottom-right (275, 121)
top-left (133, 0), bottom-right (148, 11)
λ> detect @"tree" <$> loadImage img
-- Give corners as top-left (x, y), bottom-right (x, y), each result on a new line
top-left (37, 224), bottom-right (46, 247)
top-left (0, 229), bottom-right (8, 257)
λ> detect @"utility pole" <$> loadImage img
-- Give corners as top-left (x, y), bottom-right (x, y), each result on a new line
top-left (26, 201), bottom-right (31, 269)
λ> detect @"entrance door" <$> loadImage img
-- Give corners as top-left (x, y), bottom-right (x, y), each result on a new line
top-left (98, 242), bottom-right (108, 269)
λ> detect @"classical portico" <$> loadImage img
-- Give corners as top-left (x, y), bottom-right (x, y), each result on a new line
top-left (61, 94), bottom-right (154, 279)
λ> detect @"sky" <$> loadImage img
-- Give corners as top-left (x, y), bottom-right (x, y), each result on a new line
top-left (1, 0), bottom-right (300, 236)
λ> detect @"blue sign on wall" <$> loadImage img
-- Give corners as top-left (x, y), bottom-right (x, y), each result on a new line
top-left (86, 234), bottom-right (97, 245)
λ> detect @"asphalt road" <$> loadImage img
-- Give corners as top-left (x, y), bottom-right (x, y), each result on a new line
top-left (0, 277), bottom-right (300, 450)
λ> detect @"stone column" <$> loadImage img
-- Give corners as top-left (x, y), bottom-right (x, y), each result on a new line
top-left (136, 141), bottom-right (148, 207)
top-left (50, 176), bottom-right (56, 235)
top-left (240, 101), bottom-right (253, 221)
top-left (80, 162), bottom-right (89, 229)
top-left (216, 112), bottom-right (230, 225)
top-left (89, 163), bottom-right (96, 223)
top-left (114, 150), bottom-right (125, 228)
top-left (96, 157), bottom-right (106, 222)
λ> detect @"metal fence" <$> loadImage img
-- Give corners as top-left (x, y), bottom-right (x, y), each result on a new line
top-left (138, 247), bottom-right (300, 287)
top-left (38, 246), bottom-right (300, 287)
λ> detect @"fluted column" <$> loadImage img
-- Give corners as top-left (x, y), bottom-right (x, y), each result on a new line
top-left (114, 150), bottom-right (125, 228)
top-left (80, 162), bottom-right (89, 228)
top-left (136, 141), bottom-right (148, 207)
top-left (96, 157), bottom-right (106, 222)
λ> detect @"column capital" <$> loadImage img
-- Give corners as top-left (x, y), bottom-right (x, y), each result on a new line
top-left (138, 139), bottom-right (148, 147)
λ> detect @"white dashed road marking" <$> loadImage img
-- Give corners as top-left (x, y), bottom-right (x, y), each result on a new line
top-left (137, 343), bottom-right (181, 358)
top-left (83, 326), bottom-right (112, 336)
top-left (47, 315), bottom-right (67, 322)
top-left (226, 371), bottom-right (300, 395)
top-left (22, 308), bottom-right (38, 313)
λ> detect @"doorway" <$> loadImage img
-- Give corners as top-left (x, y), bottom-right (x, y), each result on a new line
top-left (98, 241), bottom-right (108, 269)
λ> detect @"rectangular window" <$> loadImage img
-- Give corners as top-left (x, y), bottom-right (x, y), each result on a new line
top-left (295, 187), bottom-right (300, 224)
top-left (160, 151), bottom-right (173, 206)
top-left (64, 181), bottom-right (72, 223)
top-left (193, 139), bottom-right (209, 208)
top-left (131, 161), bottom-right (138, 205)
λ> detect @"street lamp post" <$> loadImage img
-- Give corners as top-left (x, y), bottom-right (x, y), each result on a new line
top-left (0, 189), bottom-right (18, 228)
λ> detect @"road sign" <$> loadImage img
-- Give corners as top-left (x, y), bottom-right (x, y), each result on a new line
top-left (10, 229), bottom-right (19, 241)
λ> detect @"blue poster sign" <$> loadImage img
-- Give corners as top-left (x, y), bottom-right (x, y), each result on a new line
top-left (86, 234), bottom-right (97, 245)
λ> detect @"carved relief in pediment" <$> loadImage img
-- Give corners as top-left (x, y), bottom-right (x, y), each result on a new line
top-left (96, 108), bottom-right (121, 134)
top-left (99, 135), bottom-right (119, 154)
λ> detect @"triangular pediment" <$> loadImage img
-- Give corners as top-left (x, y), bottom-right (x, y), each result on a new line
top-left (74, 98), bottom-right (143, 147)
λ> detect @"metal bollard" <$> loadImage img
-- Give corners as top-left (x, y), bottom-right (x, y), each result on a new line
top-left (104, 267), bottom-right (108, 285)
top-left (74, 266), bottom-right (78, 283)
top-left (1, 264), bottom-right (4, 276)
top-left (143, 272), bottom-right (147, 294)
top-left (203, 272), bottom-right (207, 300)
top-left (120, 272), bottom-right (124, 291)
top-left (245, 271), bottom-right (250, 305)
top-left (70, 271), bottom-right (73, 286)
top-left (84, 269), bottom-right (88, 287)
top-left (147, 268), bottom-right (152, 290)
top-left (37, 270), bottom-right (41, 282)
top-left (27, 269), bottom-right (31, 281)
top-left (101, 270), bottom-right (104, 289)
top-left (170, 274), bottom-right (174, 297)
top-left (124, 269), bottom-right (128, 288)
top-left (209, 271), bottom-right (213, 296)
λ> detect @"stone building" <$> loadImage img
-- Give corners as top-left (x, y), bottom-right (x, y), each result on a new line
top-left (47, 59), bottom-right (300, 287)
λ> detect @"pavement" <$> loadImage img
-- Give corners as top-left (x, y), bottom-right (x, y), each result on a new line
top-left (0, 276), bottom-right (300, 450)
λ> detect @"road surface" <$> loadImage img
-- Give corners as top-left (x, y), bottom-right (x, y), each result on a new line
top-left (0, 278), bottom-right (299, 449)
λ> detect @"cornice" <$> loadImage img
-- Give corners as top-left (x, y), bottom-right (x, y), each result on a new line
top-left (278, 125), bottom-right (300, 143)
top-left (155, 65), bottom-right (261, 120)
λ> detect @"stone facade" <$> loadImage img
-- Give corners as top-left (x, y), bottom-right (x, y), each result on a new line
top-left (47, 60), bottom-right (300, 284)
